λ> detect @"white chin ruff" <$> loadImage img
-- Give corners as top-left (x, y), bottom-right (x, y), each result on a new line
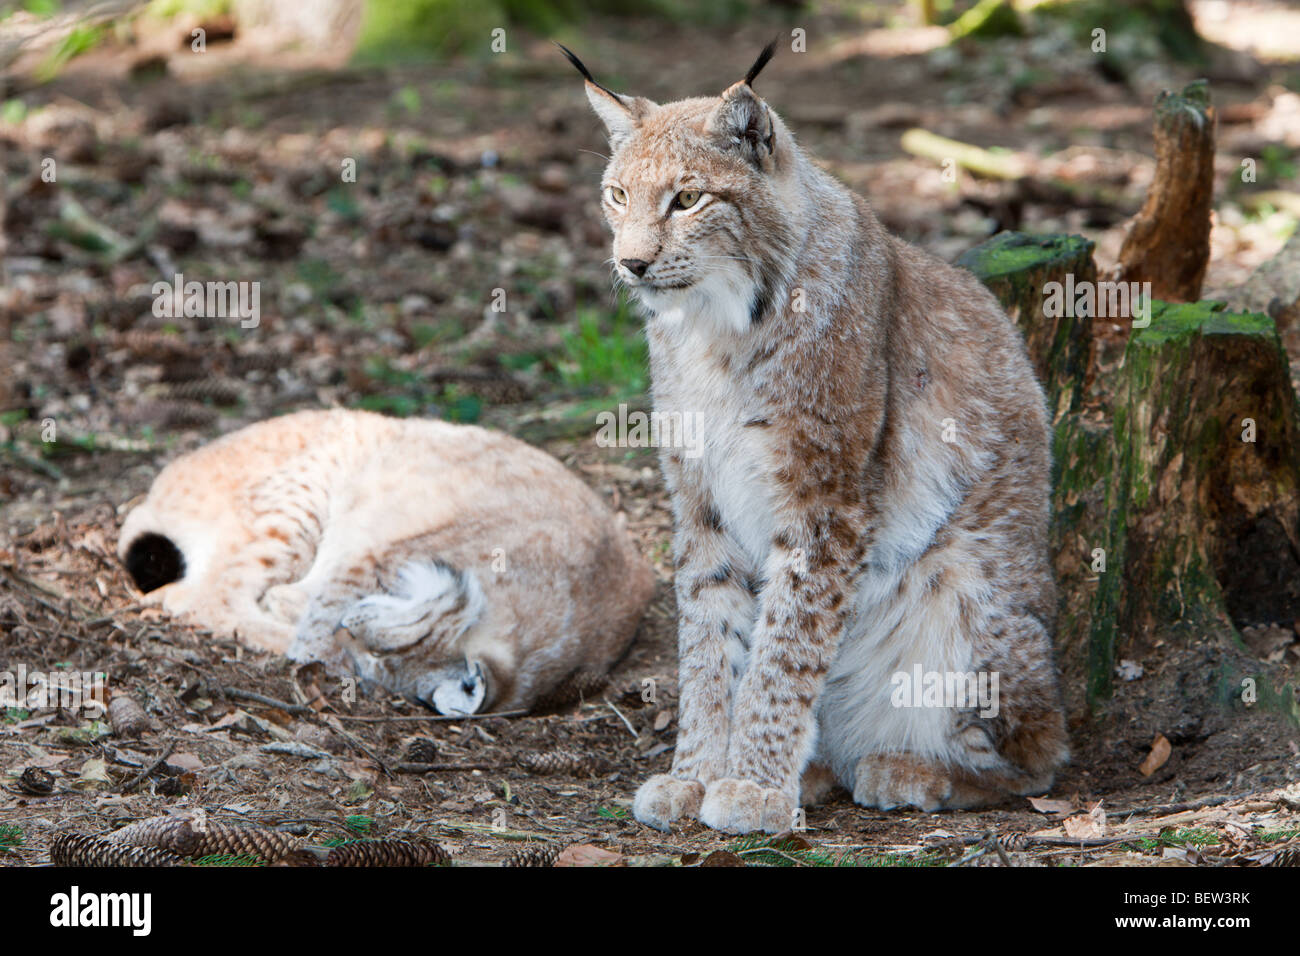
top-left (634, 269), bottom-right (757, 337)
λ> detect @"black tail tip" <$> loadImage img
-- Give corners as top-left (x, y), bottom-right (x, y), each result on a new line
top-left (123, 532), bottom-right (185, 593)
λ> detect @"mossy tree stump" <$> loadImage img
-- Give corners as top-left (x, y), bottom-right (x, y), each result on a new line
top-left (961, 232), bottom-right (1300, 720)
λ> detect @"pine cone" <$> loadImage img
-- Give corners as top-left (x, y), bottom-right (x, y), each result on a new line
top-left (272, 848), bottom-right (325, 867)
top-left (191, 820), bottom-right (300, 862)
top-left (18, 766), bottom-right (54, 795)
top-left (405, 738), bottom-right (439, 763)
top-left (326, 838), bottom-right (449, 867)
top-left (108, 814), bottom-right (201, 857)
top-left (162, 377), bottom-right (243, 406)
top-left (1269, 844), bottom-right (1300, 867)
top-left (231, 351), bottom-right (288, 375)
top-left (108, 695), bottom-right (151, 737)
top-left (112, 330), bottom-right (194, 362)
top-left (126, 399), bottom-right (219, 430)
top-left (504, 844), bottom-right (559, 867)
top-left (516, 749), bottom-right (596, 776)
top-left (51, 833), bottom-right (185, 867)
top-left (999, 832), bottom-right (1030, 852)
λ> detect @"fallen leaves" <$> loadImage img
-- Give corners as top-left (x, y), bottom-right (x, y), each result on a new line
top-left (555, 843), bottom-right (623, 867)
top-left (1028, 796), bottom-right (1074, 815)
top-left (1139, 733), bottom-right (1172, 777)
top-left (1063, 804), bottom-right (1108, 840)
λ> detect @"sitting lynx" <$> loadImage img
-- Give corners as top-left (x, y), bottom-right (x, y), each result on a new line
top-left (117, 409), bottom-right (654, 715)
top-left (564, 43), bottom-right (1068, 833)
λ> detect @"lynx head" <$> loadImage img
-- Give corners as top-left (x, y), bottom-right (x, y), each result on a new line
top-left (334, 560), bottom-right (491, 716)
top-left (562, 42), bottom-right (800, 333)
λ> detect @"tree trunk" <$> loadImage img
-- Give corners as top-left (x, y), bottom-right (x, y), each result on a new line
top-left (960, 232), bottom-right (1300, 722)
top-left (1116, 80), bottom-right (1216, 302)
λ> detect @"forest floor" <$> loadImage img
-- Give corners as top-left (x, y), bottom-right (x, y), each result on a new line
top-left (2, 2), bottom-right (1300, 866)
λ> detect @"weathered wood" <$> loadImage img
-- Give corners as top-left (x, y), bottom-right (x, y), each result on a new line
top-left (963, 231), bottom-right (1300, 718)
top-left (900, 129), bottom-right (1029, 181)
top-left (956, 231), bottom-right (1096, 416)
top-left (1116, 80), bottom-right (1216, 302)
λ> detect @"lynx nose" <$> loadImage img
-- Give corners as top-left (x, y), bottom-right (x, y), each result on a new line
top-left (620, 258), bottom-right (651, 278)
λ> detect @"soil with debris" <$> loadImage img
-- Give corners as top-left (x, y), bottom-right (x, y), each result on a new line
top-left (3, 5), bottom-right (1300, 867)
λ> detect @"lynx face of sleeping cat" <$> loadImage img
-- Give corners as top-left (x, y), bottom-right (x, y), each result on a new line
top-left (565, 43), bottom-right (1069, 833)
top-left (117, 409), bottom-right (654, 715)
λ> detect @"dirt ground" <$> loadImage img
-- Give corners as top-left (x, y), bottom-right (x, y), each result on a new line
top-left (2, 2), bottom-right (1300, 867)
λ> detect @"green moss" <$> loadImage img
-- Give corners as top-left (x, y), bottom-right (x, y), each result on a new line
top-left (956, 232), bottom-right (1095, 284)
top-left (1132, 301), bottom-right (1275, 347)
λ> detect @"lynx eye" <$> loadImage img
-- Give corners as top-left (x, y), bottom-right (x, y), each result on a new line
top-left (606, 185), bottom-right (628, 206)
top-left (673, 189), bottom-right (702, 210)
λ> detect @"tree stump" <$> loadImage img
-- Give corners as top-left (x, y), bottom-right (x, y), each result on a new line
top-left (956, 231), bottom-right (1095, 416)
top-left (1116, 80), bottom-right (1216, 302)
top-left (962, 232), bottom-right (1300, 726)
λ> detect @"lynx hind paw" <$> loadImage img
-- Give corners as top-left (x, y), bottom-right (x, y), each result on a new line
top-left (698, 779), bottom-right (796, 835)
top-left (632, 775), bottom-right (705, 831)
top-left (852, 755), bottom-right (954, 812)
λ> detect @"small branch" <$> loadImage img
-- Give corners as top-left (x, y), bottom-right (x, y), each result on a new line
top-left (218, 686), bottom-right (313, 716)
top-left (603, 698), bottom-right (638, 738)
top-left (118, 741), bottom-right (176, 794)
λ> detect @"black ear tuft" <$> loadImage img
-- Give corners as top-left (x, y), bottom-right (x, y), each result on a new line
top-left (123, 532), bottom-right (185, 593)
top-left (556, 42), bottom-right (625, 101)
top-left (556, 42), bottom-right (596, 84)
top-left (744, 38), bottom-right (779, 88)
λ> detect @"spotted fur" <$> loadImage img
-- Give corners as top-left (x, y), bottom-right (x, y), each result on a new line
top-left (116, 409), bottom-right (653, 714)
top-left (569, 45), bottom-right (1068, 833)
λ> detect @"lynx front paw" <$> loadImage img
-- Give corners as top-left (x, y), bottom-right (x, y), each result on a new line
top-left (632, 775), bottom-right (705, 831)
top-left (698, 779), bottom-right (796, 835)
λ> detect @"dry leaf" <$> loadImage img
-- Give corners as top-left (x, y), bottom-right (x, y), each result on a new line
top-left (166, 752), bottom-right (204, 771)
top-left (1028, 796), bottom-right (1074, 814)
top-left (1063, 805), bottom-right (1107, 839)
top-left (1138, 733), bottom-right (1172, 776)
top-left (70, 757), bottom-right (112, 791)
top-left (555, 843), bottom-right (623, 867)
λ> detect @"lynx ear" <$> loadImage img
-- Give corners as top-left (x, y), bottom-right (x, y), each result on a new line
top-left (558, 43), bottom-right (642, 147)
top-left (709, 84), bottom-right (776, 166)
top-left (709, 40), bottom-right (779, 166)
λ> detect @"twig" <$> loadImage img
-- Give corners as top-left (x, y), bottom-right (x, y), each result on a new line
top-left (1029, 832), bottom-right (1161, 848)
top-left (1116, 791), bottom-right (1264, 819)
top-left (219, 686), bottom-right (313, 715)
top-left (603, 698), bottom-right (637, 738)
top-left (118, 741), bottom-right (176, 793)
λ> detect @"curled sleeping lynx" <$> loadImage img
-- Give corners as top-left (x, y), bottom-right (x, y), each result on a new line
top-left (564, 42), bottom-right (1068, 833)
top-left (117, 409), bottom-right (653, 715)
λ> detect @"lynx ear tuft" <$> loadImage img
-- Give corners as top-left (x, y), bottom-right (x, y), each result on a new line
top-left (743, 38), bottom-right (779, 89)
top-left (558, 42), bottom-right (639, 147)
